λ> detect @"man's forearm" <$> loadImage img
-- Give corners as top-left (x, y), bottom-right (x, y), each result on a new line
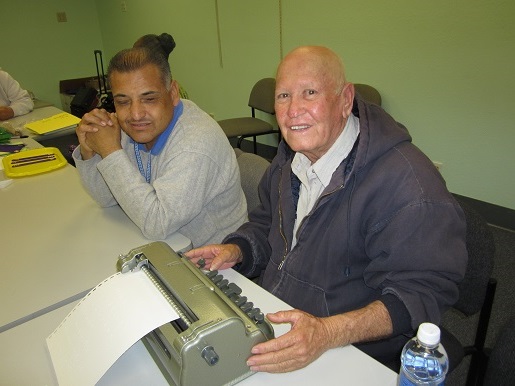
top-left (323, 300), bottom-right (393, 348)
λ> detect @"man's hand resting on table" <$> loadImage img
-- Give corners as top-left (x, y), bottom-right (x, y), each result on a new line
top-left (185, 245), bottom-right (394, 374)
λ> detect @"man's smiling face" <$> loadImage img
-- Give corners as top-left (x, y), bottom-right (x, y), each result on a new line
top-left (274, 47), bottom-right (354, 163)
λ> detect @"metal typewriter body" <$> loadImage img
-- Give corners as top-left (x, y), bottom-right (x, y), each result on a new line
top-left (117, 241), bottom-right (274, 386)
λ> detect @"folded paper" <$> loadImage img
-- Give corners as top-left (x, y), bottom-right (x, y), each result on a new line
top-left (25, 112), bottom-right (80, 135)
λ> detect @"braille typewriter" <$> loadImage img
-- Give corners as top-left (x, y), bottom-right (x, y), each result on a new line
top-left (117, 241), bottom-right (274, 386)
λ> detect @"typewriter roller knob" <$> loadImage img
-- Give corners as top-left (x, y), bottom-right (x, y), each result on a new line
top-left (201, 346), bottom-right (219, 366)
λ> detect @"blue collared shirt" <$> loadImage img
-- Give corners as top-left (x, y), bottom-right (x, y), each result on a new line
top-left (131, 99), bottom-right (184, 155)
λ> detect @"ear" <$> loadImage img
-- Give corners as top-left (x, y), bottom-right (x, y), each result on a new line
top-left (170, 80), bottom-right (181, 106)
top-left (342, 83), bottom-right (355, 118)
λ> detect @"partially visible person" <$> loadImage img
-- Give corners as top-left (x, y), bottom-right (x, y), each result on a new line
top-left (0, 68), bottom-right (34, 120)
top-left (134, 33), bottom-right (189, 99)
top-left (72, 47), bottom-right (246, 246)
top-left (186, 46), bottom-right (467, 372)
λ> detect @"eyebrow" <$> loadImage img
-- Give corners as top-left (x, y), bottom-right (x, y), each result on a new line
top-left (113, 90), bottom-right (161, 98)
top-left (141, 91), bottom-right (160, 97)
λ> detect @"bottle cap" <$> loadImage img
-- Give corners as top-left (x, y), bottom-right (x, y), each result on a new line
top-left (417, 323), bottom-right (441, 346)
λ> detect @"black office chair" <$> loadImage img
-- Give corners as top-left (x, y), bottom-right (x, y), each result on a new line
top-left (354, 83), bottom-right (382, 106)
top-left (482, 315), bottom-right (515, 386)
top-left (441, 198), bottom-right (497, 385)
top-left (218, 78), bottom-right (279, 154)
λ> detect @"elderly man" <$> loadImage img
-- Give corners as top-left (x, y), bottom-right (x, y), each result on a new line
top-left (186, 46), bottom-right (467, 372)
top-left (0, 68), bottom-right (34, 120)
top-left (72, 47), bottom-right (246, 247)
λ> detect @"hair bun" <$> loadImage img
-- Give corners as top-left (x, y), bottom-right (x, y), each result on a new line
top-left (158, 33), bottom-right (176, 55)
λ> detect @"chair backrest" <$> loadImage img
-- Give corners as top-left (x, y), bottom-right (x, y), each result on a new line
top-left (483, 315), bottom-right (515, 386)
top-left (354, 83), bottom-right (382, 106)
top-left (454, 198), bottom-right (496, 316)
top-left (439, 198), bottom-right (497, 381)
top-left (234, 148), bottom-right (270, 212)
top-left (248, 78), bottom-right (276, 115)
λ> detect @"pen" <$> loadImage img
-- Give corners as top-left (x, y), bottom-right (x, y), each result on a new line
top-left (11, 157), bottom-right (56, 168)
top-left (11, 154), bottom-right (56, 163)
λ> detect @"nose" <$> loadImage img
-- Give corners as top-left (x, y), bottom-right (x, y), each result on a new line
top-left (129, 100), bottom-right (145, 120)
top-left (286, 95), bottom-right (304, 119)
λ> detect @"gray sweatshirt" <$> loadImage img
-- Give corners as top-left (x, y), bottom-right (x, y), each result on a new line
top-left (73, 99), bottom-right (247, 247)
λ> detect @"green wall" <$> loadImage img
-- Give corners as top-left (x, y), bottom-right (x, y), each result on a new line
top-left (3, 0), bottom-right (514, 211)
top-left (2, 0), bottom-right (104, 106)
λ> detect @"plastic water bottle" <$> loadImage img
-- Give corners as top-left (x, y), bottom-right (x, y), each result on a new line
top-left (398, 322), bottom-right (449, 385)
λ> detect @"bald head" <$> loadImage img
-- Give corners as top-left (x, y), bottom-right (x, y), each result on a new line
top-left (277, 46), bottom-right (346, 95)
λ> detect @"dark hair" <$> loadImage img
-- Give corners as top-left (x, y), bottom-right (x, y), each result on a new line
top-left (107, 47), bottom-right (172, 89)
top-left (133, 33), bottom-right (176, 61)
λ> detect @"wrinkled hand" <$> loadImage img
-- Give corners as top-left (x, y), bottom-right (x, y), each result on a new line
top-left (76, 108), bottom-right (121, 159)
top-left (247, 309), bottom-right (335, 373)
top-left (184, 244), bottom-right (243, 271)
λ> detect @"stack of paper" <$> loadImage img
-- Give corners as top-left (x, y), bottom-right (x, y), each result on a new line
top-left (24, 112), bottom-right (80, 135)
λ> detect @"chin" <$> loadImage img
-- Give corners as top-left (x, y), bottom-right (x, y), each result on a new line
top-left (287, 138), bottom-right (314, 153)
top-left (128, 130), bottom-right (152, 141)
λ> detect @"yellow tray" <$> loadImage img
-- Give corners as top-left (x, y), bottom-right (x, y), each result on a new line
top-left (2, 147), bottom-right (67, 177)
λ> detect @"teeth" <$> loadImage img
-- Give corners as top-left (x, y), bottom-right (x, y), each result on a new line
top-left (291, 125), bottom-right (309, 130)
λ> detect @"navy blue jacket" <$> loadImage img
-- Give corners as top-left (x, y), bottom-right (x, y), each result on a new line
top-left (224, 96), bottom-right (467, 365)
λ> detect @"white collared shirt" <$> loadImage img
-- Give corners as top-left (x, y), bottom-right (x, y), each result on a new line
top-left (291, 114), bottom-right (360, 248)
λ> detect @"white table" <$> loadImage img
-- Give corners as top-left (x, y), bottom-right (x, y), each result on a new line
top-left (0, 302), bottom-right (76, 386)
top-left (0, 147), bottom-right (191, 332)
top-left (0, 140), bottom-right (397, 385)
top-left (0, 269), bottom-right (397, 386)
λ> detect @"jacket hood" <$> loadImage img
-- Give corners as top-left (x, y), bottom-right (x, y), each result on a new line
top-left (351, 96), bottom-right (412, 174)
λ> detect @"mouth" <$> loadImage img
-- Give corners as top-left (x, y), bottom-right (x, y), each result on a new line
top-left (128, 122), bottom-right (152, 130)
top-left (290, 125), bottom-right (311, 131)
